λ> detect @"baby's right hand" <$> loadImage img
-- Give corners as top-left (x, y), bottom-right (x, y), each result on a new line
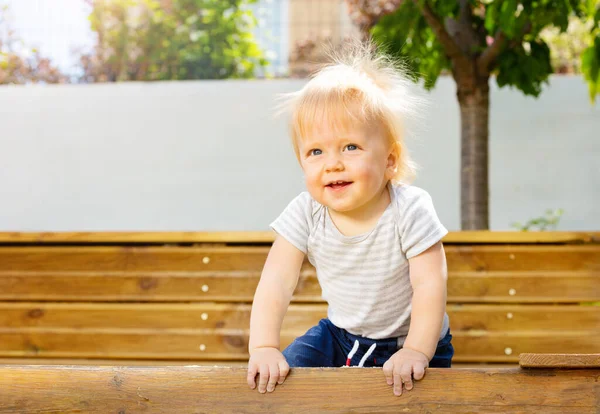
top-left (247, 347), bottom-right (290, 393)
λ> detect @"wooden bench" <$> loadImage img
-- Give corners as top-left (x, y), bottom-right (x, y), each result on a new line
top-left (1, 354), bottom-right (599, 412)
top-left (0, 231), bottom-right (598, 366)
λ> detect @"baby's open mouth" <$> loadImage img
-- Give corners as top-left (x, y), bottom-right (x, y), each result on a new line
top-left (326, 181), bottom-right (353, 189)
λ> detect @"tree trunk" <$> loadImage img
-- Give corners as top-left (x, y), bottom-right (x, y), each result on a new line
top-left (456, 75), bottom-right (490, 230)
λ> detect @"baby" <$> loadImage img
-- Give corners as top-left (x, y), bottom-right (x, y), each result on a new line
top-left (247, 41), bottom-right (453, 397)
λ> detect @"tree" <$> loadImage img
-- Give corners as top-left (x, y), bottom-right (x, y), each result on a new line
top-left (542, 16), bottom-right (595, 73)
top-left (0, 5), bottom-right (66, 84)
top-left (79, 0), bottom-right (267, 82)
top-left (345, 0), bottom-right (600, 229)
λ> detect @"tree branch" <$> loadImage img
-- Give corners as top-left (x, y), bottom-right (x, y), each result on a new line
top-left (412, 0), bottom-right (466, 63)
top-left (477, 21), bottom-right (533, 74)
top-left (458, 0), bottom-right (483, 48)
top-left (477, 30), bottom-right (508, 74)
top-left (458, 0), bottom-right (470, 22)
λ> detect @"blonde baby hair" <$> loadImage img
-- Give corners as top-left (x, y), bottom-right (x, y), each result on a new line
top-left (279, 39), bottom-right (426, 184)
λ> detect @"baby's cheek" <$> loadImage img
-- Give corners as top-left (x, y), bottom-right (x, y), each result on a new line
top-left (304, 173), bottom-right (320, 189)
top-left (304, 175), bottom-right (323, 200)
top-left (352, 164), bottom-right (376, 182)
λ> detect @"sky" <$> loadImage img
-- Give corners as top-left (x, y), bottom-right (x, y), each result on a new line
top-left (2, 0), bottom-right (95, 74)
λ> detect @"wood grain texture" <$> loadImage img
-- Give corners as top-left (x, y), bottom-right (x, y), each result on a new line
top-left (0, 358), bottom-right (247, 366)
top-left (1, 271), bottom-right (598, 302)
top-left (0, 231), bottom-right (598, 244)
top-left (0, 358), bottom-right (518, 368)
top-left (1, 270), bottom-right (597, 302)
top-left (0, 231), bottom-right (277, 244)
top-left (0, 233), bottom-right (598, 367)
top-left (0, 366), bottom-right (598, 413)
top-left (1, 245), bottom-right (598, 302)
top-left (2, 303), bottom-right (598, 332)
top-left (0, 303), bottom-right (598, 362)
top-left (2, 245), bottom-right (598, 272)
top-left (520, 353), bottom-right (600, 368)
top-left (1, 328), bottom-right (598, 362)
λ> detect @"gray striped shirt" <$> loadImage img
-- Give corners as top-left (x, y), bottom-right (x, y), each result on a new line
top-left (271, 183), bottom-right (449, 344)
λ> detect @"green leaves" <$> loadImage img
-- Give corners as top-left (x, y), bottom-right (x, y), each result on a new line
top-left (496, 40), bottom-right (552, 96)
top-left (511, 208), bottom-right (564, 231)
top-left (485, 0), bottom-right (532, 38)
top-left (370, 0), bottom-right (599, 101)
top-left (484, 3), bottom-right (498, 34)
top-left (580, 1), bottom-right (600, 102)
top-left (80, 0), bottom-right (266, 81)
top-left (499, 0), bottom-right (519, 38)
top-left (581, 36), bottom-right (600, 101)
top-left (371, 0), bottom-right (450, 90)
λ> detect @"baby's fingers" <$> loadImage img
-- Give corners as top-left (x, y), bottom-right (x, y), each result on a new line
top-left (278, 360), bottom-right (290, 385)
top-left (393, 369), bottom-right (403, 396)
top-left (382, 360), bottom-right (394, 386)
top-left (266, 364), bottom-right (280, 393)
top-left (413, 364), bottom-right (426, 381)
top-left (257, 364), bottom-right (270, 393)
top-left (247, 363), bottom-right (258, 389)
top-left (400, 364), bottom-right (413, 391)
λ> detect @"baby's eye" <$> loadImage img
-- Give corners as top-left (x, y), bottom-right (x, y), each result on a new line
top-left (310, 149), bottom-right (322, 156)
top-left (345, 144), bottom-right (358, 151)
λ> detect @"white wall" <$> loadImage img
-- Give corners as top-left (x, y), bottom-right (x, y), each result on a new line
top-left (0, 76), bottom-right (598, 231)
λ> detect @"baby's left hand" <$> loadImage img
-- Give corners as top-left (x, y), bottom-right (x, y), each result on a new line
top-left (382, 347), bottom-right (429, 396)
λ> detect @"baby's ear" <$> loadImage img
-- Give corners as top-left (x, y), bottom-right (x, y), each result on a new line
top-left (386, 142), bottom-right (400, 174)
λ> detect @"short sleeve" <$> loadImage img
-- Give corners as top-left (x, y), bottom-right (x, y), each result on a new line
top-left (269, 192), bottom-right (313, 254)
top-left (396, 187), bottom-right (448, 259)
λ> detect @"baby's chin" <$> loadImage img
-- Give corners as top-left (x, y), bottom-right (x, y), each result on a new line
top-left (306, 191), bottom-right (327, 208)
top-left (313, 195), bottom-right (357, 213)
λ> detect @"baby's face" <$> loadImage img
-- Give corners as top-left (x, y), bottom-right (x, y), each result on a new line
top-left (298, 120), bottom-right (395, 215)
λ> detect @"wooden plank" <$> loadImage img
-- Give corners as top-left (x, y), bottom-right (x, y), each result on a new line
top-left (444, 245), bottom-right (600, 272)
top-left (0, 231), bottom-right (598, 244)
top-left (0, 358), bottom-right (518, 368)
top-left (0, 358), bottom-right (248, 366)
top-left (0, 231), bottom-right (275, 244)
top-left (0, 270), bottom-right (322, 302)
top-left (441, 231), bottom-right (600, 244)
top-left (0, 302), bottom-right (260, 330)
top-left (0, 366), bottom-right (598, 413)
top-left (1, 269), bottom-right (597, 302)
top-left (0, 246), bottom-right (273, 272)
top-left (0, 329), bottom-right (595, 362)
top-left (520, 353), bottom-right (600, 368)
top-left (451, 333), bottom-right (600, 362)
top-left (2, 245), bottom-right (599, 272)
top-left (0, 244), bottom-right (598, 303)
top-left (1, 303), bottom-right (598, 333)
top-left (447, 273), bottom-right (600, 302)
top-left (447, 304), bottom-right (600, 331)
top-left (0, 304), bottom-right (600, 362)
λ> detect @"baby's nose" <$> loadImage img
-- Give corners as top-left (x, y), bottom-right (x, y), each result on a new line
top-left (325, 156), bottom-right (344, 171)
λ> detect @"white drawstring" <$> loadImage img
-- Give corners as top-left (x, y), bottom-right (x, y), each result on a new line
top-left (345, 339), bottom-right (360, 366)
top-left (345, 339), bottom-right (377, 367)
top-left (358, 343), bottom-right (377, 367)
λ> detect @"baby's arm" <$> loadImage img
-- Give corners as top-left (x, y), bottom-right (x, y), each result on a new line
top-left (247, 235), bottom-right (305, 393)
top-left (383, 241), bottom-right (448, 395)
top-left (404, 240), bottom-right (448, 359)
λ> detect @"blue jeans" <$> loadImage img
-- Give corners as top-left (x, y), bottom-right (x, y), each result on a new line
top-left (283, 319), bottom-right (454, 368)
